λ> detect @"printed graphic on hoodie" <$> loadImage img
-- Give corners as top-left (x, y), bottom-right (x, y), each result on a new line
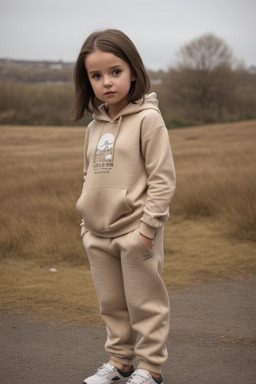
top-left (94, 133), bottom-right (115, 173)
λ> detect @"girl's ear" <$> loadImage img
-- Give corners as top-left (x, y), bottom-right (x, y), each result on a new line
top-left (130, 68), bottom-right (136, 82)
top-left (131, 72), bottom-right (136, 82)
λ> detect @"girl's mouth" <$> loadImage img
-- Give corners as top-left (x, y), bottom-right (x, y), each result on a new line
top-left (105, 91), bottom-right (116, 96)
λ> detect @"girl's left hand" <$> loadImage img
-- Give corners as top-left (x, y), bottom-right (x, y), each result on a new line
top-left (139, 233), bottom-right (153, 250)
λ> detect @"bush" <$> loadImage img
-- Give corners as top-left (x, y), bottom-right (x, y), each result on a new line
top-left (0, 82), bottom-right (88, 126)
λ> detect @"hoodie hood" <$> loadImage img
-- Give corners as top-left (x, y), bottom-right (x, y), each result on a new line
top-left (92, 92), bottom-right (160, 123)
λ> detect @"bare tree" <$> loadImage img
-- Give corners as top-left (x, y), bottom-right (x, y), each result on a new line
top-left (168, 34), bottom-right (236, 123)
top-left (178, 33), bottom-right (233, 71)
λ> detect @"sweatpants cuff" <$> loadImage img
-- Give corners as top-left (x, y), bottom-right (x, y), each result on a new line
top-left (110, 355), bottom-right (134, 367)
top-left (137, 362), bottom-right (162, 375)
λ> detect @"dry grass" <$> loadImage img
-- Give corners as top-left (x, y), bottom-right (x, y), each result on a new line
top-left (169, 121), bottom-right (256, 240)
top-left (0, 121), bottom-right (256, 324)
top-left (0, 125), bottom-right (85, 265)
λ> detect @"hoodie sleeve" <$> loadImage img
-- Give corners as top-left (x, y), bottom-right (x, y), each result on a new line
top-left (139, 112), bottom-right (176, 239)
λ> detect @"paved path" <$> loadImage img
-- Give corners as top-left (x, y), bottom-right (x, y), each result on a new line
top-left (1, 277), bottom-right (256, 384)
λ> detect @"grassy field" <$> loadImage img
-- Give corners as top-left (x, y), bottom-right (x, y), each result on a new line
top-left (0, 121), bottom-right (256, 325)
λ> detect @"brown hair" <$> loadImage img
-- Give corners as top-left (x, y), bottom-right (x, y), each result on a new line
top-left (72, 29), bottom-right (151, 120)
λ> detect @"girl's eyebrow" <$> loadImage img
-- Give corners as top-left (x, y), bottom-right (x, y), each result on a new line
top-left (110, 65), bottom-right (122, 69)
top-left (89, 64), bottom-right (122, 74)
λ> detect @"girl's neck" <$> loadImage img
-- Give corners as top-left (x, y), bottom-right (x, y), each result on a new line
top-left (107, 108), bottom-right (118, 120)
top-left (107, 99), bottom-right (129, 120)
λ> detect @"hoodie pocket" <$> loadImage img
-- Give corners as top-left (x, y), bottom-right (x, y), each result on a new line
top-left (76, 187), bottom-right (132, 232)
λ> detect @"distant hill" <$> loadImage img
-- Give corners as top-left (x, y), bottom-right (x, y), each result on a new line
top-left (0, 58), bottom-right (74, 83)
top-left (0, 58), bottom-right (74, 68)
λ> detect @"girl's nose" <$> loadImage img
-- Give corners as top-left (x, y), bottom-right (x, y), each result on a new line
top-left (103, 75), bottom-right (112, 87)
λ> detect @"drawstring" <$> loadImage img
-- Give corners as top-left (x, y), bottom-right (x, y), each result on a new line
top-left (94, 122), bottom-right (105, 163)
top-left (111, 115), bottom-right (122, 161)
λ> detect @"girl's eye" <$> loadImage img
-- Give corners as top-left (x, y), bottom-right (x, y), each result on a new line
top-left (113, 69), bottom-right (121, 76)
top-left (92, 74), bottom-right (101, 80)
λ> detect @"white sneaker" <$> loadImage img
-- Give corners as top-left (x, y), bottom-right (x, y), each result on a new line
top-left (127, 369), bottom-right (163, 384)
top-left (83, 363), bottom-right (134, 384)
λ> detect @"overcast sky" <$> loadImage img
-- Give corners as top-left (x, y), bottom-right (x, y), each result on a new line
top-left (0, 0), bottom-right (255, 70)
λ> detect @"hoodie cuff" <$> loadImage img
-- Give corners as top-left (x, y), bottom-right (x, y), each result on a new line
top-left (139, 222), bottom-right (157, 239)
top-left (80, 220), bottom-right (88, 238)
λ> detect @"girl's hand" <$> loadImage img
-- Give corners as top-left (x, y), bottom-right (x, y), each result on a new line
top-left (139, 233), bottom-right (153, 250)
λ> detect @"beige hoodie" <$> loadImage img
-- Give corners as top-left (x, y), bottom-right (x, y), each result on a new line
top-left (76, 93), bottom-right (176, 239)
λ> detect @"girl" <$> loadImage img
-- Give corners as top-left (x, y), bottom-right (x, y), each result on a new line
top-left (73, 29), bottom-right (176, 384)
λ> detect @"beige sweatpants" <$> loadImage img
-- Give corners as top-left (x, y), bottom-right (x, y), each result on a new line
top-left (82, 226), bottom-right (170, 374)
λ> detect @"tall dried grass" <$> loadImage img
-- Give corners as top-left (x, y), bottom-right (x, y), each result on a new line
top-left (0, 126), bottom-right (85, 264)
top-left (0, 121), bottom-right (255, 268)
top-left (170, 120), bottom-right (256, 240)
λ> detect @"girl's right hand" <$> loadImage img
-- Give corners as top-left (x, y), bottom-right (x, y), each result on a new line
top-left (139, 233), bottom-right (153, 250)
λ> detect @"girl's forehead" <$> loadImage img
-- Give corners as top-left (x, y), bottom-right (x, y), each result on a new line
top-left (85, 50), bottom-right (128, 70)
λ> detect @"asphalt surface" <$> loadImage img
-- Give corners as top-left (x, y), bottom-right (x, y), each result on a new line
top-left (1, 277), bottom-right (256, 384)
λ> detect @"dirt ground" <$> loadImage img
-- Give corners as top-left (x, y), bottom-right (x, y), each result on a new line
top-left (1, 277), bottom-right (256, 384)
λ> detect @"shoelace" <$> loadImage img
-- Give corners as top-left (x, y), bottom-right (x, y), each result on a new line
top-left (127, 369), bottom-right (151, 384)
top-left (97, 363), bottom-right (115, 376)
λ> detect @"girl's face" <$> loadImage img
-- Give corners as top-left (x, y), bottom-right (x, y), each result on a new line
top-left (85, 49), bottom-right (135, 119)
